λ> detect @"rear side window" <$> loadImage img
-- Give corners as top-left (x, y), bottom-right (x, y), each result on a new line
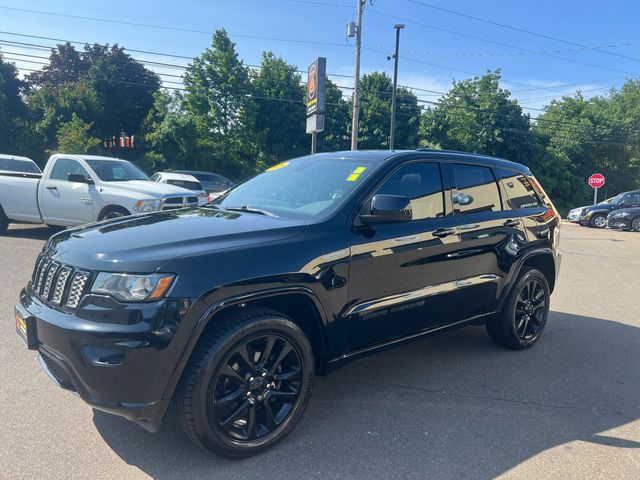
top-left (376, 162), bottom-right (444, 220)
top-left (50, 158), bottom-right (90, 181)
top-left (450, 164), bottom-right (501, 214)
top-left (494, 168), bottom-right (542, 209)
top-left (0, 158), bottom-right (41, 173)
top-left (167, 179), bottom-right (203, 190)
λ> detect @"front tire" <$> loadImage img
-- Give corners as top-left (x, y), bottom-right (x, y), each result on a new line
top-left (98, 206), bottom-right (130, 221)
top-left (590, 214), bottom-right (606, 228)
top-left (487, 267), bottom-right (550, 350)
top-left (176, 309), bottom-right (314, 458)
top-left (632, 217), bottom-right (640, 232)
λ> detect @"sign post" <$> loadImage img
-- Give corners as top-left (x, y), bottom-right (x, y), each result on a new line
top-left (306, 57), bottom-right (326, 154)
top-left (588, 173), bottom-right (606, 205)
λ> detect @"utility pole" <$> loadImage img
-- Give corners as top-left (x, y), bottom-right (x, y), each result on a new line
top-left (389, 24), bottom-right (405, 150)
top-left (350, 0), bottom-right (365, 150)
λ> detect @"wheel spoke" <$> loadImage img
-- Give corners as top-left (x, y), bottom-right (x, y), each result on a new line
top-left (236, 343), bottom-right (257, 374)
top-left (273, 367), bottom-right (301, 382)
top-left (220, 400), bottom-right (250, 429)
top-left (262, 398), bottom-right (277, 429)
top-left (267, 344), bottom-right (293, 377)
top-left (266, 390), bottom-right (298, 402)
top-left (214, 387), bottom-right (244, 406)
top-left (246, 404), bottom-right (257, 440)
top-left (219, 363), bottom-right (244, 384)
top-left (258, 335), bottom-right (277, 369)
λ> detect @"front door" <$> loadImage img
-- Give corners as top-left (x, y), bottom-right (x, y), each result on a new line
top-left (347, 160), bottom-right (463, 351)
top-left (40, 158), bottom-right (94, 225)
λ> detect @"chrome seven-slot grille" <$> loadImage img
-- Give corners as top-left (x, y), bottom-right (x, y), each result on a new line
top-left (31, 254), bottom-right (91, 309)
top-left (162, 195), bottom-right (198, 210)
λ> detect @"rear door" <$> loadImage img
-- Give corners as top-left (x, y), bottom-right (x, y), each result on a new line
top-left (446, 162), bottom-right (527, 319)
top-left (347, 160), bottom-right (464, 351)
top-left (40, 158), bottom-right (95, 225)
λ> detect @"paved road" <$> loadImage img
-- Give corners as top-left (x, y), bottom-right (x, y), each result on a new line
top-left (1, 222), bottom-right (639, 479)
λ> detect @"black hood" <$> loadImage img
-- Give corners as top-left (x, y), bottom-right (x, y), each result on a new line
top-left (46, 207), bottom-right (307, 272)
top-left (584, 203), bottom-right (616, 213)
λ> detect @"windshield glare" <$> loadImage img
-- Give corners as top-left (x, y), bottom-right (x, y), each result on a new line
top-left (86, 159), bottom-right (149, 182)
top-left (218, 156), bottom-right (378, 220)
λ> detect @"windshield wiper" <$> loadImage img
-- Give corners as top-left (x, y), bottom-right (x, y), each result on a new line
top-left (224, 205), bottom-right (278, 217)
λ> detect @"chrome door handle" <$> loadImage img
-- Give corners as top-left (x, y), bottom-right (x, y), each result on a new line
top-left (503, 219), bottom-right (520, 227)
top-left (432, 228), bottom-right (456, 238)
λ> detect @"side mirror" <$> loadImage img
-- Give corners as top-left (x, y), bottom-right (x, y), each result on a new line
top-left (359, 194), bottom-right (412, 225)
top-left (68, 173), bottom-right (94, 185)
top-left (453, 192), bottom-right (473, 206)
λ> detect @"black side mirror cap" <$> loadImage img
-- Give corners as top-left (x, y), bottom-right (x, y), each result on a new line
top-left (359, 194), bottom-right (412, 225)
top-left (68, 173), bottom-right (94, 184)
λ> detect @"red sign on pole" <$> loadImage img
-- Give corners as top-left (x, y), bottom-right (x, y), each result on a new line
top-left (588, 173), bottom-right (605, 189)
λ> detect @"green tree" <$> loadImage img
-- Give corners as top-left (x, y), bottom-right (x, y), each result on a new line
top-left (27, 43), bottom-right (160, 153)
top-left (183, 29), bottom-right (251, 176)
top-left (421, 71), bottom-right (536, 163)
top-left (141, 90), bottom-right (201, 171)
top-left (56, 113), bottom-right (101, 154)
top-left (244, 51), bottom-right (307, 162)
top-left (356, 72), bottom-right (420, 149)
top-left (317, 79), bottom-right (351, 152)
top-left (0, 55), bottom-right (41, 159)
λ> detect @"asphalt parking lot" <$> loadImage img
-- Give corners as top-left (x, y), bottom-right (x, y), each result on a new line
top-left (1, 222), bottom-right (639, 479)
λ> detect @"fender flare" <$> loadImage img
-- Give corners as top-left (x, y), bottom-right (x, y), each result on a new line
top-left (160, 286), bottom-right (329, 405)
top-left (496, 247), bottom-right (556, 312)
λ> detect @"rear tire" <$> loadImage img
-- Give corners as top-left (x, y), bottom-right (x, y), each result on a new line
top-left (0, 207), bottom-right (8, 235)
top-left (487, 267), bottom-right (550, 350)
top-left (176, 309), bottom-right (314, 458)
top-left (590, 214), bottom-right (606, 228)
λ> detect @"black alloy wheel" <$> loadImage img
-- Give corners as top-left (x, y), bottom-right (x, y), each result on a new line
top-left (210, 333), bottom-right (303, 442)
top-left (177, 309), bottom-right (314, 458)
top-left (486, 267), bottom-right (550, 349)
top-left (514, 279), bottom-right (546, 342)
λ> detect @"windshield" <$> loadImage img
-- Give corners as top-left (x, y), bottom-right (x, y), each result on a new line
top-left (217, 156), bottom-right (379, 220)
top-left (86, 159), bottom-right (150, 182)
top-left (609, 193), bottom-right (624, 205)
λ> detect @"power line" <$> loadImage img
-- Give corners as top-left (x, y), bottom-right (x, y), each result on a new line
top-left (406, 0), bottom-right (640, 64)
top-left (366, 8), bottom-right (638, 85)
top-left (0, 6), bottom-right (350, 48)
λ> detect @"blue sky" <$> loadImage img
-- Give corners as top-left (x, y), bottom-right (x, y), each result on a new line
top-left (1, 0), bottom-right (640, 111)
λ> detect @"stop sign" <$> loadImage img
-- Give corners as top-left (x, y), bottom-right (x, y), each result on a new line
top-left (588, 173), bottom-right (605, 189)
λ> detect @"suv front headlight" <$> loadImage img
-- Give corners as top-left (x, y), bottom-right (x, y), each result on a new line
top-left (133, 199), bottom-right (161, 212)
top-left (92, 273), bottom-right (175, 301)
top-left (613, 211), bottom-right (630, 218)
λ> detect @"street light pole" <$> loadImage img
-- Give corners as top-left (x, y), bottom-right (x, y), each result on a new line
top-left (350, 0), bottom-right (364, 150)
top-left (389, 24), bottom-right (405, 151)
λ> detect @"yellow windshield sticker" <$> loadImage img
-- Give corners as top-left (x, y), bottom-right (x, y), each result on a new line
top-left (346, 166), bottom-right (366, 181)
top-left (266, 162), bottom-right (289, 172)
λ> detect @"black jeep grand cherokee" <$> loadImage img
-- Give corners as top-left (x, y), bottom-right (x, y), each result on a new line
top-left (15, 150), bottom-right (561, 458)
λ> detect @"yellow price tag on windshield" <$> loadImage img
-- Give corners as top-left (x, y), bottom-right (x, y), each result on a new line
top-left (266, 162), bottom-right (289, 172)
top-left (346, 166), bottom-right (366, 181)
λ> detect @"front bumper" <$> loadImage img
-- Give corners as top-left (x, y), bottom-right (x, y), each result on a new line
top-left (16, 284), bottom-right (206, 432)
top-left (606, 216), bottom-right (632, 230)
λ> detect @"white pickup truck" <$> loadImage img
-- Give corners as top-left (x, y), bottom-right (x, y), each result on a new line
top-left (0, 154), bottom-right (200, 234)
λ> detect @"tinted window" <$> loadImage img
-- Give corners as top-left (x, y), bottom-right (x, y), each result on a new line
top-left (450, 164), bottom-right (501, 214)
top-left (494, 168), bottom-right (541, 209)
top-left (621, 192), bottom-right (640, 206)
top-left (50, 159), bottom-right (90, 181)
top-left (0, 158), bottom-right (41, 174)
top-left (167, 179), bottom-right (203, 190)
top-left (376, 162), bottom-right (444, 220)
